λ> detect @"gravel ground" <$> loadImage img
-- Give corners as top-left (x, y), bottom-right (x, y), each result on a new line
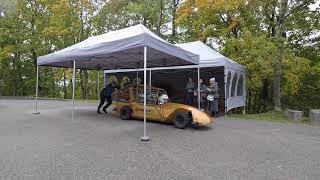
top-left (0, 99), bottom-right (320, 180)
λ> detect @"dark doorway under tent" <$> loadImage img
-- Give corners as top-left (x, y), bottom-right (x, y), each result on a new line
top-left (105, 66), bottom-right (226, 114)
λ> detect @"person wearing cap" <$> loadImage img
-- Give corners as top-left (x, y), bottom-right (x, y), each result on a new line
top-left (207, 77), bottom-right (219, 117)
top-left (97, 81), bottom-right (119, 114)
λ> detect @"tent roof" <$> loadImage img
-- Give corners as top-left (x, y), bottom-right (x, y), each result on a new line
top-left (176, 41), bottom-right (245, 71)
top-left (37, 24), bottom-right (199, 70)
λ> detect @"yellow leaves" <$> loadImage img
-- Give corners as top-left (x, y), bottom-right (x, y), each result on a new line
top-left (0, 46), bottom-right (13, 59)
top-left (177, 0), bottom-right (248, 40)
top-left (223, 33), bottom-right (276, 91)
top-left (282, 54), bottom-right (311, 96)
top-left (176, 0), bottom-right (195, 23)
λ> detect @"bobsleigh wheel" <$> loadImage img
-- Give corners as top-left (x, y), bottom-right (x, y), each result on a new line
top-left (173, 112), bottom-right (191, 129)
top-left (120, 106), bottom-right (132, 120)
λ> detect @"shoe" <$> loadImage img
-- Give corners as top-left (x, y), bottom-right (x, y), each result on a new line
top-left (97, 110), bottom-right (102, 114)
top-left (102, 109), bottom-right (107, 114)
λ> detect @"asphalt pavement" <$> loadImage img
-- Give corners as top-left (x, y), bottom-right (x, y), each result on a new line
top-left (0, 99), bottom-right (320, 180)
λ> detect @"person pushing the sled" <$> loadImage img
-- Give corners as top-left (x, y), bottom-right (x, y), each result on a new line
top-left (97, 81), bottom-right (118, 114)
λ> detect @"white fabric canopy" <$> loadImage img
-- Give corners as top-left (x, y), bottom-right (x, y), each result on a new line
top-left (176, 41), bottom-right (246, 112)
top-left (105, 41), bottom-right (246, 112)
top-left (37, 24), bottom-right (199, 69)
top-left (176, 41), bottom-right (245, 71)
top-left (35, 24), bottom-right (200, 141)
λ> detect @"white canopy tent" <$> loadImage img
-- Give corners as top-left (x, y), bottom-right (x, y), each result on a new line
top-left (105, 41), bottom-right (246, 113)
top-left (34, 24), bottom-right (200, 141)
top-left (177, 41), bottom-right (246, 112)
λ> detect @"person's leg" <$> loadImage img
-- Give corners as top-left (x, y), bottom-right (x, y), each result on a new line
top-left (213, 100), bottom-right (219, 118)
top-left (215, 111), bottom-right (219, 118)
top-left (102, 96), bottom-right (112, 113)
top-left (186, 93), bottom-right (191, 105)
top-left (201, 99), bottom-right (206, 111)
top-left (190, 94), bottom-right (194, 106)
top-left (97, 95), bottom-right (105, 114)
top-left (209, 101), bottom-right (214, 117)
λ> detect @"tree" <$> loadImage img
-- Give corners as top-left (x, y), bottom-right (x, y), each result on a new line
top-left (0, 0), bottom-right (319, 113)
top-left (273, 0), bottom-right (288, 111)
top-left (176, 0), bottom-right (320, 112)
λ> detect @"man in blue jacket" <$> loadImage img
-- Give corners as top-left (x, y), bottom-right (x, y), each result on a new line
top-left (97, 81), bottom-right (118, 114)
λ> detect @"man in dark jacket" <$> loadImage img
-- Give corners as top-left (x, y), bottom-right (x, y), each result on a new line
top-left (97, 81), bottom-right (118, 114)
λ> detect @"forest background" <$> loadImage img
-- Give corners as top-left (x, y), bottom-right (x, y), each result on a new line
top-left (0, 0), bottom-right (319, 113)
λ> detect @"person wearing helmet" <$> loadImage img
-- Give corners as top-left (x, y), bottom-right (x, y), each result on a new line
top-left (158, 94), bottom-right (168, 104)
top-left (207, 77), bottom-right (219, 117)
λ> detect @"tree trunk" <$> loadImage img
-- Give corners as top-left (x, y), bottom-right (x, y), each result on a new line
top-left (63, 69), bottom-right (67, 99)
top-left (79, 70), bottom-right (89, 100)
top-left (273, 0), bottom-right (288, 112)
top-left (157, 0), bottom-right (164, 34)
top-left (12, 55), bottom-right (16, 96)
top-left (51, 67), bottom-right (55, 98)
top-left (247, 87), bottom-right (251, 112)
top-left (171, 0), bottom-right (179, 43)
top-left (268, 2), bottom-right (276, 37)
top-left (84, 70), bottom-right (89, 100)
top-left (80, 70), bottom-right (85, 99)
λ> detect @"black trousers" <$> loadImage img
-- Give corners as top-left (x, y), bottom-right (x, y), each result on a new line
top-left (97, 95), bottom-right (112, 111)
top-left (186, 92), bottom-right (194, 106)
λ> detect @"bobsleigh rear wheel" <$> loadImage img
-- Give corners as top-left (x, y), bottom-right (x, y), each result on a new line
top-left (120, 106), bottom-right (132, 120)
top-left (173, 112), bottom-right (191, 129)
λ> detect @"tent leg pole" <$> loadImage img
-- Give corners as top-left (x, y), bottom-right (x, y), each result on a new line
top-left (97, 71), bottom-right (100, 101)
top-left (149, 70), bottom-right (152, 93)
top-left (243, 106), bottom-right (246, 114)
top-left (197, 65), bottom-right (201, 110)
top-left (136, 67), bottom-right (139, 89)
top-left (103, 71), bottom-right (106, 87)
top-left (141, 46), bottom-right (149, 141)
top-left (224, 67), bottom-right (227, 117)
top-left (72, 60), bottom-right (76, 120)
top-left (33, 65), bottom-right (40, 114)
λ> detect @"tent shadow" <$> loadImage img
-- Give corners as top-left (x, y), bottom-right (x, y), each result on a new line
top-left (73, 109), bottom-right (213, 131)
top-left (128, 117), bottom-right (213, 131)
top-left (190, 124), bottom-right (212, 131)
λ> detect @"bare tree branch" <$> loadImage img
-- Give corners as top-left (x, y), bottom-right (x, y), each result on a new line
top-left (285, 1), bottom-right (308, 18)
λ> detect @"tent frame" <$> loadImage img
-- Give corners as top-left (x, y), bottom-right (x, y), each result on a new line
top-left (33, 65), bottom-right (40, 115)
top-left (104, 64), bottom-right (246, 114)
top-left (33, 25), bottom-right (201, 142)
top-left (34, 46), bottom-right (201, 141)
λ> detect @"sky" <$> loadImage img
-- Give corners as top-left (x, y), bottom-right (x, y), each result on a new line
top-left (309, 0), bottom-right (320, 10)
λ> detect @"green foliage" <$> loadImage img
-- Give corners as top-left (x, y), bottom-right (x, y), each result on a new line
top-left (223, 32), bottom-right (276, 90)
top-left (177, 0), bottom-right (320, 112)
top-left (229, 111), bottom-right (311, 125)
top-left (0, 0), bottom-right (319, 114)
top-left (93, 0), bottom-right (173, 38)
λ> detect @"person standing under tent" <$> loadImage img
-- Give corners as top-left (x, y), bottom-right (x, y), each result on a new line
top-left (197, 78), bottom-right (207, 111)
top-left (97, 81), bottom-right (118, 114)
top-left (185, 77), bottom-right (195, 106)
top-left (207, 77), bottom-right (219, 117)
top-left (123, 78), bottom-right (130, 87)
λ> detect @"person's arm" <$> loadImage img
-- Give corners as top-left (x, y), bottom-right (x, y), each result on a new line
top-left (201, 85), bottom-right (206, 93)
top-left (185, 83), bottom-right (189, 90)
top-left (213, 84), bottom-right (218, 93)
top-left (190, 82), bottom-right (195, 91)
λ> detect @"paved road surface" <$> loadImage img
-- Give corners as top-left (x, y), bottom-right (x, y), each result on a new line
top-left (0, 99), bottom-right (320, 180)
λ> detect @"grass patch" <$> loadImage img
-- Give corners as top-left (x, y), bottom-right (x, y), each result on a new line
top-left (229, 111), bottom-right (311, 125)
